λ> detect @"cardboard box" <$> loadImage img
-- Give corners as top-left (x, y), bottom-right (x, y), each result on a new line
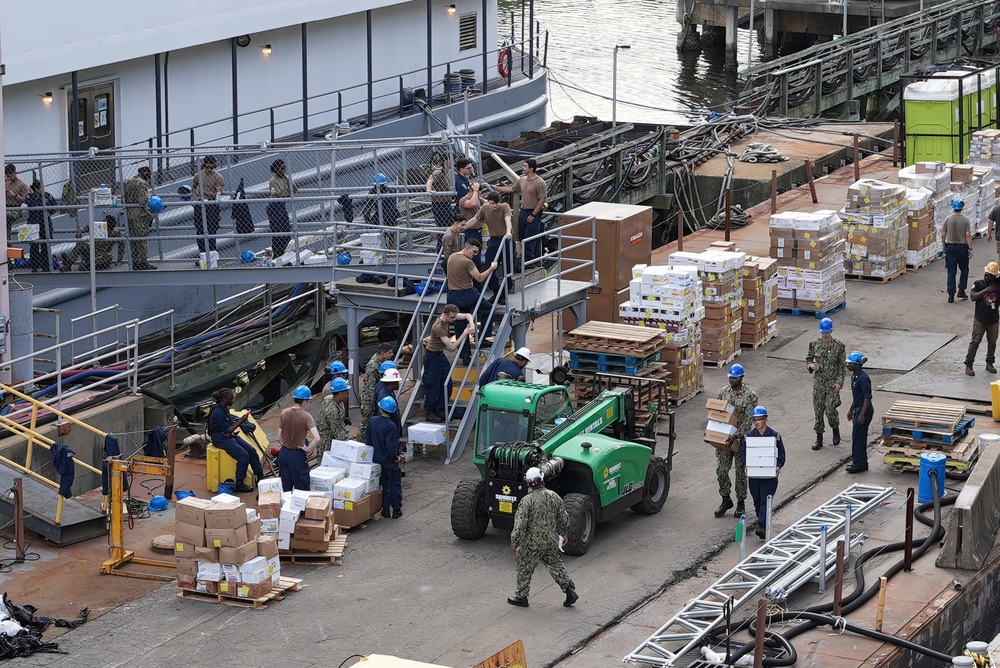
top-left (293, 518), bottom-right (329, 540)
top-left (277, 532), bottom-right (291, 550)
top-left (329, 439), bottom-right (375, 463)
top-left (332, 492), bottom-right (374, 529)
top-left (704, 430), bottom-right (735, 451)
top-left (197, 562), bottom-right (223, 581)
top-left (176, 574), bottom-right (197, 590)
top-left (236, 580), bottom-right (272, 599)
top-left (204, 502), bottom-right (247, 529)
top-left (175, 497), bottom-right (212, 527)
top-left (194, 546), bottom-right (219, 563)
top-left (239, 555), bottom-right (267, 575)
top-left (261, 518), bottom-right (279, 533)
top-left (195, 580), bottom-right (220, 595)
top-left (257, 492), bottom-right (281, 519)
top-left (257, 477), bottom-right (282, 495)
top-left (707, 409), bottom-right (739, 426)
top-left (310, 467), bottom-right (343, 493)
top-left (256, 535), bottom-right (279, 559)
top-left (334, 478), bottom-right (368, 501)
top-left (174, 522), bottom-right (207, 548)
top-left (349, 462), bottom-right (382, 480)
top-left (304, 496), bottom-right (331, 520)
top-left (289, 535), bottom-right (331, 552)
top-left (278, 518), bottom-right (297, 534)
top-left (289, 489), bottom-right (313, 511)
top-left (239, 567), bottom-right (271, 585)
top-left (219, 539), bottom-right (259, 566)
top-left (205, 525), bottom-right (249, 549)
top-left (176, 558), bottom-right (198, 577)
top-left (705, 398), bottom-right (734, 414)
top-left (210, 493), bottom-right (242, 504)
top-left (174, 542), bottom-right (197, 558)
top-left (246, 517), bottom-right (261, 541)
top-left (321, 452), bottom-right (355, 470)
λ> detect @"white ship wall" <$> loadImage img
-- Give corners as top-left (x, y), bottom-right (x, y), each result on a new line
top-left (3, 0), bottom-right (499, 155)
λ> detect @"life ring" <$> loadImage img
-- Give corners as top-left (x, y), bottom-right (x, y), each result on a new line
top-left (498, 47), bottom-right (512, 78)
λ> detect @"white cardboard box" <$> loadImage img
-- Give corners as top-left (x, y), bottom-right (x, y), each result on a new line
top-left (260, 518), bottom-right (279, 533)
top-left (321, 452), bottom-right (354, 469)
top-left (277, 518), bottom-right (297, 534)
top-left (197, 563), bottom-right (223, 581)
top-left (333, 477), bottom-right (368, 501)
top-left (310, 467), bottom-right (344, 492)
top-left (289, 489), bottom-right (313, 511)
top-left (211, 493), bottom-right (242, 504)
top-left (329, 439), bottom-right (375, 463)
top-left (349, 462), bottom-right (382, 479)
top-left (279, 502), bottom-right (300, 523)
top-left (239, 556), bottom-right (268, 575)
top-left (257, 477), bottom-right (282, 495)
top-left (706, 420), bottom-right (737, 437)
top-left (745, 436), bottom-right (778, 478)
top-left (408, 422), bottom-right (447, 445)
top-left (276, 532), bottom-right (291, 550)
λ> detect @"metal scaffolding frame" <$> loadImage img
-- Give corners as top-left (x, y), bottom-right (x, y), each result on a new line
top-left (623, 483), bottom-right (896, 668)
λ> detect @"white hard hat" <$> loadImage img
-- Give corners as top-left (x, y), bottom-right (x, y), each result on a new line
top-left (525, 467), bottom-right (543, 484)
top-left (380, 368), bottom-right (402, 383)
top-left (514, 347), bottom-right (531, 360)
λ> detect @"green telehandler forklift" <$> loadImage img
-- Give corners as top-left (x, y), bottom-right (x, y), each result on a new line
top-left (450, 380), bottom-right (675, 555)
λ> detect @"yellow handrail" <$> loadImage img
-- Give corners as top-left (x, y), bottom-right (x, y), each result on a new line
top-left (0, 414), bottom-right (103, 476)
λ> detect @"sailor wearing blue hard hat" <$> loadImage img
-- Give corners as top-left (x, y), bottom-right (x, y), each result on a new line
top-left (358, 343), bottom-right (396, 442)
top-left (943, 199), bottom-right (972, 303)
top-left (740, 406), bottom-right (785, 540)
top-left (845, 352), bottom-right (873, 474)
top-left (714, 363), bottom-right (758, 519)
top-left (317, 378), bottom-right (350, 457)
top-left (806, 317), bottom-right (846, 451)
top-left (322, 360), bottom-right (352, 424)
top-left (367, 395), bottom-right (403, 519)
top-left (277, 385), bottom-right (320, 492)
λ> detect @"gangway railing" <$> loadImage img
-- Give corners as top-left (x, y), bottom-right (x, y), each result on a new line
top-left (740, 0), bottom-right (1000, 117)
top-left (0, 382), bottom-right (108, 522)
top-left (624, 483), bottom-right (896, 668)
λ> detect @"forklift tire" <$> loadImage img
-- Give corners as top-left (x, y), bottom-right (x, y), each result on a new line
top-left (563, 493), bottom-right (596, 555)
top-left (451, 479), bottom-right (490, 540)
top-left (631, 456), bottom-right (669, 515)
top-left (550, 365), bottom-right (571, 386)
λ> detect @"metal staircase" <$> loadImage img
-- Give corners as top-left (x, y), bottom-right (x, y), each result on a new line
top-left (623, 483), bottom-right (896, 668)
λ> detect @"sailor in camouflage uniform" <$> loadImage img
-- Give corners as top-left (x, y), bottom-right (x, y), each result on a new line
top-left (507, 467), bottom-right (579, 608)
top-left (357, 343), bottom-right (394, 442)
top-left (806, 318), bottom-right (846, 451)
top-left (715, 363), bottom-right (758, 520)
top-left (317, 378), bottom-right (350, 455)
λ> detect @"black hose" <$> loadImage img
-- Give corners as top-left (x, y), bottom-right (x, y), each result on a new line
top-left (137, 388), bottom-right (200, 437)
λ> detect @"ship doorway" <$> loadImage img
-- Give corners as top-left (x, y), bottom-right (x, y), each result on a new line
top-left (67, 82), bottom-right (118, 191)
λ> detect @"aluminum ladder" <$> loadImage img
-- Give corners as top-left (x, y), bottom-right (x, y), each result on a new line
top-left (623, 483), bottom-right (896, 668)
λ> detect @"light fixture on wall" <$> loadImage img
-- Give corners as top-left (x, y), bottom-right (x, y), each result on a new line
top-left (40, 92), bottom-right (53, 105)
top-left (447, 4), bottom-right (456, 14)
top-left (262, 44), bottom-right (272, 55)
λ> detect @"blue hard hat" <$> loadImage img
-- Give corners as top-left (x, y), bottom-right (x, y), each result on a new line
top-left (727, 363), bottom-right (745, 378)
top-left (177, 184), bottom-right (192, 201)
top-left (846, 351), bottom-right (866, 365)
top-left (149, 495), bottom-right (169, 511)
top-left (751, 405), bottom-right (768, 419)
top-left (819, 317), bottom-right (834, 333)
top-left (336, 252), bottom-right (352, 266)
top-left (372, 173), bottom-right (388, 186)
top-left (330, 378), bottom-right (350, 393)
top-left (379, 361), bottom-right (397, 374)
top-left (240, 250), bottom-right (256, 264)
top-left (147, 195), bottom-right (165, 213)
top-left (328, 361), bottom-right (348, 375)
top-left (378, 396), bottom-right (397, 413)
top-left (952, 198), bottom-right (965, 211)
top-left (292, 385), bottom-right (312, 400)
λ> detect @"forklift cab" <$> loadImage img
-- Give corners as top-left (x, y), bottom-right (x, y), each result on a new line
top-left (472, 384), bottom-right (575, 460)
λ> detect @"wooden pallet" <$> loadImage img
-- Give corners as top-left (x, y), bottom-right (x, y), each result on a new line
top-left (845, 267), bottom-right (907, 283)
top-left (702, 349), bottom-right (741, 369)
top-left (279, 534), bottom-right (347, 564)
top-left (177, 576), bottom-right (303, 610)
top-left (881, 400), bottom-right (966, 433)
top-left (669, 388), bottom-right (704, 406)
top-left (777, 300), bottom-right (846, 319)
top-left (740, 331), bottom-right (777, 350)
top-left (883, 450), bottom-right (978, 473)
top-left (881, 416), bottom-right (975, 445)
top-left (876, 433), bottom-right (978, 460)
top-left (565, 322), bottom-right (666, 357)
top-left (906, 256), bottom-right (936, 270)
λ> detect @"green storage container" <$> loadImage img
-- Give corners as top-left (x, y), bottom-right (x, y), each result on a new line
top-left (904, 68), bottom-right (997, 165)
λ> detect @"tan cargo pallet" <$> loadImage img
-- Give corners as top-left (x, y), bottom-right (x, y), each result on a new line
top-left (883, 450), bottom-right (977, 473)
top-left (279, 534), bottom-right (347, 564)
top-left (177, 576), bottom-right (303, 610)
top-left (876, 435), bottom-right (977, 461)
top-left (669, 388), bottom-right (704, 406)
top-left (565, 323), bottom-right (665, 357)
top-left (740, 331), bottom-right (777, 350)
top-left (845, 267), bottom-right (907, 283)
top-left (882, 400), bottom-right (965, 433)
top-left (702, 349), bottom-right (742, 369)
top-left (906, 256), bottom-right (937, 270)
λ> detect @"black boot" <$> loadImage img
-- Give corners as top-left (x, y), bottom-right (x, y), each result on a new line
top-left (832, 427), bottom-right (841, 446)
top-left (507, 596), bottom-right (529, 607)
top-left (714, 496), bottom-right (734, 518)
top-left (733, 500), bottom-right (745, 518)
top-left (381, 506), bottom-right (391, 518)
top-left (812, 433), bottom-right (824, 451)
top-left (958, 289), bottom-right (969, 300)
top-left (563, 587), bottom-right (579, 607)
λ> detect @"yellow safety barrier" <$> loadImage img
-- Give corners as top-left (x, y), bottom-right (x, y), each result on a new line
top-left (0, 383), bottom-right (108, 523)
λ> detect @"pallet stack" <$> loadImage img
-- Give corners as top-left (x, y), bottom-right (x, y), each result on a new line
top-left (564, 321), bottom-right (689, 416)
top-left (175, 495), bottom-right (299, 609)
top-left (769, 210), bottom-right (846, 317)
top-left (904, 187), bottom-right (938, 269)
top-left (898, 162), bottom-right (953, 250)
top-left (876, 400), bottom-right (979, 473)
top-left (618, 264), bottom-right (705, 404)
top-left (967, 129), bottom-right (1000, 175)
top-left (668, 249), bottom-right (745, 367)
top-left (740, 256), bottom-right (778, 348)
top-left (842, 179), bottom-right (909, 281)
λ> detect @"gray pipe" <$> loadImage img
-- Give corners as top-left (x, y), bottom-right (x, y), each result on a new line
top-left (9, 281), bottom-right (33, 386)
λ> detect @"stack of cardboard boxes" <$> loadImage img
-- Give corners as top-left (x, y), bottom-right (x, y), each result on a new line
top-left (175, 495), bottom-right (281, 600)
top-left (703, 398), bottom-right (738, 451)
top-left (948, 163), bottom-right (994, 236)
top-left (257, 477), bottom-right (340, 554)
top-left (740, 256), bottom-right (779, 348)
top-left (967, 129), bottom-right (1000, 175)
top-left (618, 263), bottom-right (705, 403)
top-left (904, 187), bottom-right (938, 268)
top-left (668, 249), bottom-right (745, 367)
top-left (769, 210), bottom-right (845, 314)
top-left (898, 162), bottom-right (954, 248)
top-left (320, 440), bottom-right (383, 528)
top-left (841, 179), bottom-right (908, 279)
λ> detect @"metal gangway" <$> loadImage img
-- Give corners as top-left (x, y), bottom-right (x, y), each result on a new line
top-left (740, 0), bottom-right (1000, 118)
top-left (624, 483), bottom-right (896, 668)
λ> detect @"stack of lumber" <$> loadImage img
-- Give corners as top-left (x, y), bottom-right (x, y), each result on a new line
top-left (876, 400), bottom-right (979, 472)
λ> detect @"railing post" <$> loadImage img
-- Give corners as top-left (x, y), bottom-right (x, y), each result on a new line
top-left (770, 169), bottom-right (777, 213)
top-left (724, 189), bottom-right (732, 241)
top-left (543, 30), bottom-right (549, 68)
top-left (399, 76), bottom-right (405, 118)
top-left (169, 311), bottom-right (176, 390)
top-left (904, 487), bottom-right (915, 572)
top-left (13, 478), bottom-right (25, 561)
top-left (270, 108), bottom-right (276, 144)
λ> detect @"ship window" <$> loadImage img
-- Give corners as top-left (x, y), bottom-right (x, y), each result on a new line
top-left (93, 93), bottom-right (112, 138)
top-left (76, 99), bottom-right (89, 141)
top-left (459, 12), bottom-right (477, 51)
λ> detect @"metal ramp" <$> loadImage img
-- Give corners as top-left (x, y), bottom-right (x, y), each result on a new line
top-left (0, 464), bottom-right (106, 546)
top-left (623, 483), bottom-right (896, 668)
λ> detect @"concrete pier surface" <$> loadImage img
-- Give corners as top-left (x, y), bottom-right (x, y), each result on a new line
top-left (8, 150), bottom-right (1000, 667)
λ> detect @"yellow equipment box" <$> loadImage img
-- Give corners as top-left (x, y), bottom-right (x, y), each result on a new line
top-left (205, 410), bottom-right (271, 492)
